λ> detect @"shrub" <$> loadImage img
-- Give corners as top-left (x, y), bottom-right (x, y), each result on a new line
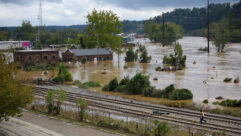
top-left (108, 78), bottom-right (119, 91)
top-left (234, 77), bottom-right (240, 83)
top-left (143, 87), bottom-right (154, 96)
top-left (125, 48), bottom-right (138, 62)
top-left (64, 73), bottom-right (73, 81)
top-left (162, 84), bottom-right (175, 98)
top-left (53, 76), bottom-right (64, 83)
top-left (76, 81), bottom-right (101, 89)
top-left (102, 85), bottom-right (109, 91)
top-left (119, 76), bottom-right (130, 86)
top-left (140, 48), bottom-right (151, 63)
top-left (155, 66), bottom-right (162, 71)
top-left (82, 81), bottom-right (101, 88)
top-left (219, 99), bottom-right (241, 107)
top-left (114, 85), bottom-right (126, 92)
top-left (203, 99), bottom-right (208, 104)
top-left (168, 88), bottom-right (193, 100)
top-left (162, 43), bottom-right (186, 70)
top-left (125, 73), bottom-right (151, 94)
top-left (150, 89), bottom-right (164, 98)
top-left (215, 96), bottom-right (224, 100)
top-left (223, 77), bottom-right (232, 82)
top-left (198, 47), bottom-right (208, 51)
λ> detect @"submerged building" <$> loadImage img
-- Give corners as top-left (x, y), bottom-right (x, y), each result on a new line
top-left (14, 49), bottom-right (59, 64)
top-left (62, 48), bottom-right (113, 62)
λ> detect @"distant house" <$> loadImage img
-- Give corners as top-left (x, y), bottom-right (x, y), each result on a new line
top-left (62, 48), bottom-right (113, 62)
top-left (14, 49), bottom-right (59, 64)
top-left (0, 41), bottom-right (31, 50)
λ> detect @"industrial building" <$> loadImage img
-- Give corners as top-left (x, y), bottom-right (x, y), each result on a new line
top-left (62, 48), bottom-right (113, 62)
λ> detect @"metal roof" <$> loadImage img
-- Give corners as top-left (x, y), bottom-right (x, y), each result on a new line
top-left (69, 48), bottom-right (112, 56)
top-left (14, 49), bottom-right (58, 53)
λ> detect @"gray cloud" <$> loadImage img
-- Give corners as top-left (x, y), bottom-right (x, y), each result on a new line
top-left (95, 0), bottom-right (238, 10)
top-left (0, 0), bottom-right (62, 5)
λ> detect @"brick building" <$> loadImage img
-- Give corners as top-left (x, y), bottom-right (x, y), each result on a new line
top-left (62, 48), bottom-right (113, 62)
top-left (14, 49), bottom-right (59, 64)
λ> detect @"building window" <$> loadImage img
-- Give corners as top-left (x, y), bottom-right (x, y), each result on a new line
top-left (44, 56), bottom-right (48, 60)
top-left (52, 56), bottom-right (55, 60)
top-left (18, 56), bottom-right (22, 61)
top-left (28, 56), bottom-right (31, 61)
top-left (36, 56), bottom-right (40, 63)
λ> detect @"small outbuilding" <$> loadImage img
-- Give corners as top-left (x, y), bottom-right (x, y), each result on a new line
top-left (62, 48), bottom-right (113, 62)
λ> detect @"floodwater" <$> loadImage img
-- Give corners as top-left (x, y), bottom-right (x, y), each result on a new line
top-left (69, 37), bottom-right (241, 103)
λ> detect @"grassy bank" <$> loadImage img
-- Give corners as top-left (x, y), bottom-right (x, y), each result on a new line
top-left (29, 103), bottom-right (208, 136)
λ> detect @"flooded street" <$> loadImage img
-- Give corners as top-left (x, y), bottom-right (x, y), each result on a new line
top-left (69, 37), bottom-right (241, 103)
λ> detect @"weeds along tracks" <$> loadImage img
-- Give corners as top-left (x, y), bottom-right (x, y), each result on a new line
top-left (34, 86), bottom-right (241, 135)
top-left (34, 86), bottom-right (241, 125)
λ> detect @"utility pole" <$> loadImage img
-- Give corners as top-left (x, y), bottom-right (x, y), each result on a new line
top-left (37, 0), bottom-right (43, 42)
top-left (162, 12), bottom-right (165, 47)
top-left (207, 0), bottom-right (210, 53)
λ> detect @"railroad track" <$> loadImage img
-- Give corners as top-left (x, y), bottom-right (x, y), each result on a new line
top-left (33, 86), bottom-right (241, 136)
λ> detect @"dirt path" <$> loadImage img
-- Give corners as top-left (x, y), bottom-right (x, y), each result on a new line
top-left (0, 110), bottom-right (124, 136)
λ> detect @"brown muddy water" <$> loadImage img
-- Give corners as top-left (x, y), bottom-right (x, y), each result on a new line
top-left (17, 37), bottom-right (241, 103)
top-left (69, 37), bottom-right (241, 103)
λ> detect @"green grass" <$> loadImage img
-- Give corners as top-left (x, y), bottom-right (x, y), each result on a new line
top-left (74, 80), bottom-right (101, 89)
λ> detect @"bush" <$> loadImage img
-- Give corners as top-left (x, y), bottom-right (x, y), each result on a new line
top-left (82, 81), bottom-right (101, 88)
top-left (140, 49), bottom-right (151, 63)
top-left (150, 89), bottom-right (163, 98)
top-left (53, 76), bottom-right (65, 83)
top-left (155, 66), bottom-right (162, 71)
top-left (168, 88), bottom-right (193, 100)
top-left (125, 48), bottom-right (138, 62)
top-left (215, 96), bottom-right (224, 100)
top-left (223, 77), bottom-right (232, 82)
top-left (143, 87), bottom-right (154, 96)
top-left (102, 85), bottom-right (109, 91)
top-left (125, 73), bottom-right (151, 94)
top-left (234, 77), bottom-right (239, 83)
top-left (114, 85), bottom-right (126, 92)
top-left (64, 73), bottom-right (73, 81)
top-left (76, 81), bottom-right (101, 89)
top-left (162, 84), bottom-right (175, 98)
top-left (119, 76), bottom-right (130, 86)
top-left (108, 78), bottom-right (119, 91)
top-left (198, 47), bottom-right (208, 51)
top-left (219, 99), bottom-right (241, 107)
top-left (203, 99), bottom-right (208, 104)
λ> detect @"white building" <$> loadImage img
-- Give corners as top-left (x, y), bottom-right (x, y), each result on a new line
top-left (0, 41), bottom-right (22, 50)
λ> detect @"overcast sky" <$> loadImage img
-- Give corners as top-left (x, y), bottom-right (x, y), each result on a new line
top-left (0, 0), bottom-right (238, 26)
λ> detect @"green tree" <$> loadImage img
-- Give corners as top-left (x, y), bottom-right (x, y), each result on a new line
top-left (55, 89), bottom-right (66, 115)
top-left (108, 78), bottom-right (119, 91)
top-left (140, 48), bottom-right (151, 63)
top-left (144, 20), bottom-right (161, 42)
top-left (45, 90), bottom-right (55, 114)
top-left (153, 121), bottom-right (171, 136)
top-left (85, 9), bottom-right (123, 66)
top-left (210, 19), bottom-right (230, 52)
top-left (14, 20), bottom-right (36, 41)
top-left (53, 63), bottom-right (73, 83)
top-left (76, 97), bottom-right (88, 121)
top-left (0, 55), bottom-right (33, 121)
top-left (126, 73), bottom-right (151, 94)
top-left (144, 20), bottom-right (183, 45)
top-left (125, 47), bottom-right (138, 62)
top-left (163, 43), bottom-right (186, 69)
